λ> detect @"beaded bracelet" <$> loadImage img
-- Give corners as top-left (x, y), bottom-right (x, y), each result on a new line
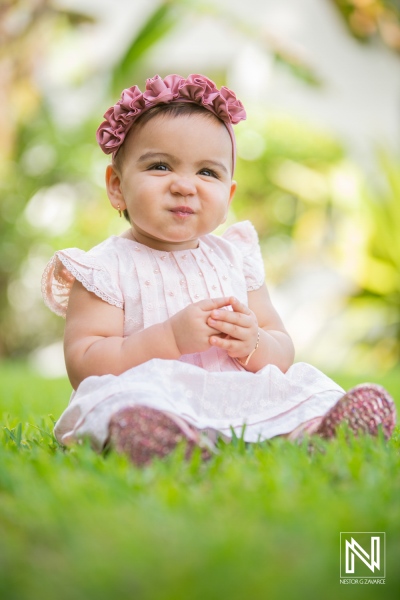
top-left (235, 330), bottom-right (260, 367)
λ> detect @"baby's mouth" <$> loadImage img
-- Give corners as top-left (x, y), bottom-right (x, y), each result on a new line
top-left (170, 206), bottom-right (195, 217)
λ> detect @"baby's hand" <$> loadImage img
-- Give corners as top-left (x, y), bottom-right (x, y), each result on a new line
top-left (169, 297), bottom-right (231, 356)
top-left (207, 296), bottom-right (259, 361)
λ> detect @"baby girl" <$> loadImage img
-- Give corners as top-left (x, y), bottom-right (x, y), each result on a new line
top-left (42, 74), bottom-right (396, 465)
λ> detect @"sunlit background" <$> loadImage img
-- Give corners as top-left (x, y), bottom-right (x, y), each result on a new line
top-left (1, 0), bottom-right (400, 380)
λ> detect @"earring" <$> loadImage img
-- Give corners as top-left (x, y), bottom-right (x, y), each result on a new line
top-left (117, 204), bottom-right (122, 218)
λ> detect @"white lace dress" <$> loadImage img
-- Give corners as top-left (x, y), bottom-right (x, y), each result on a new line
top-left (42, 221), bottom-right (344, 449)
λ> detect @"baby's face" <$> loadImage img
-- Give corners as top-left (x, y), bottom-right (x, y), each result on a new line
top-left (106, 112), bottom-right (236, 251)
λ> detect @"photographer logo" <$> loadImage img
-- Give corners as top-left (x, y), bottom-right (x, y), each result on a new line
top-left (340, 532), bottom-right (386, 584)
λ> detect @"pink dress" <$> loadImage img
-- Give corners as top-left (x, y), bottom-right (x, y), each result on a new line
top-left (42, 221), bottom-right (344, 450)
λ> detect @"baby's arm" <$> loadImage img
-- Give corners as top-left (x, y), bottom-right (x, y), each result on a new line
top-left (64, 280), bottom-right (229, 389)
top-left (207, 284), bottom-right (295, 373)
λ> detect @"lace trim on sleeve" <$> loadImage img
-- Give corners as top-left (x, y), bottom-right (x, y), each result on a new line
top-left (41, 256), bottom-right (69, 317)
top-left (60, 253), bottom-right (124, 307)
top-left (41, 252), bottom-right (124, 318)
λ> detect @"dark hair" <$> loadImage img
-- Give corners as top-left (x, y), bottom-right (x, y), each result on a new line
top-left (112, 102), bottom-right (223, 222)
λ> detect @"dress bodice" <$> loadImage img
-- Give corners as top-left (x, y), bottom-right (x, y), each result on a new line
top-left (42, 220), bottom-right (265, 372)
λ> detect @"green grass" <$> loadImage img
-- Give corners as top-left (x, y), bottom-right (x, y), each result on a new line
top-left (1, 361), bottom-right (399, 600)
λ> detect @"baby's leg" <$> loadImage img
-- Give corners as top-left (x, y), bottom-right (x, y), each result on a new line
top-left (285, 416), bottom-right (324, 441)
top-left (107, 406), bottom-right (213, 466)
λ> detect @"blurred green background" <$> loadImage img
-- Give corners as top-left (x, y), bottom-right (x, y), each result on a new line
top-left (1, 4), bottom-right (400, 599)
top-left (1, 0), bottom-right (400, 379)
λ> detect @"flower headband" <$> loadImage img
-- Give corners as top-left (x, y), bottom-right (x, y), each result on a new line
top-left (96, 74), bottom-right (246, 171)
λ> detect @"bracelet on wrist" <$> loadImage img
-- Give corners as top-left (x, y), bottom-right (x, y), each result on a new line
top-left (235, 330), bottom-right (260, 367)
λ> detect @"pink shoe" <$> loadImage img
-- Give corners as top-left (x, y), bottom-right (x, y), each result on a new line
top-left (108, 405), bottom-right (213, 467)
top-left (315, 383), bottom-right (397, 440)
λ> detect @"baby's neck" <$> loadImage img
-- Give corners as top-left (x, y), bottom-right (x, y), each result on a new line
top-left (119, 228), bottom-right (200, 252)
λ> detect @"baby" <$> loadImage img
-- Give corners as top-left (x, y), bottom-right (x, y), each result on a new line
top-left (42, 74), bottom-right (396, 465)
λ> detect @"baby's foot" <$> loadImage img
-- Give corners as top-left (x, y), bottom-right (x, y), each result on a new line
top-left (315, 383), bottom-right (396, 440)
top-left (108, 405), bottom-right (213, 466)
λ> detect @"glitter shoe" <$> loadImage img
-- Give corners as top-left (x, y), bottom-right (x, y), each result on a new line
top-left (108, 405), bottom-right (213, 466)
top-left (315, 383), bottom-right (396, 440)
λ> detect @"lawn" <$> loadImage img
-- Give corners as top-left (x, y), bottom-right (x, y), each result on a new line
top-left (1, 361), bottom-right (399, 600)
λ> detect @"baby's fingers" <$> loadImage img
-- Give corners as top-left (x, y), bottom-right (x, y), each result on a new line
top-left (209, 335), bottom-right (245, 357)
top-left (208, 313), bottom-right (249, 340)
top-left (197, 297), bottom-right (232, 311)
top-left (228, 296), bottom-right (252, 315)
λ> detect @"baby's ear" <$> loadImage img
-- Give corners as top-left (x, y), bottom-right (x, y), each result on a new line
top-left (220, 180), bottom-right (237, 224)
top-left (229, 180), bottom-right (237, 204)
top-left (105, 164), bottom-right (126, 210)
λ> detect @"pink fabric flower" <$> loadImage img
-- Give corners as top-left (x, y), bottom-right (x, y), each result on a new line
top-left (143, 74), bottom-right (181, 105)
top-left (117, 86), bottom-right (145, 122)
top-left (96, 74), bottom-right (246, 158)
top-left (96, 86), bottom-right (146, 153)
top-left (179, 73), bottom-right (219, 105)
top-left (217, 87), bottom-right (247, 124)
top-left (96, 107), bottom-right (127, 154)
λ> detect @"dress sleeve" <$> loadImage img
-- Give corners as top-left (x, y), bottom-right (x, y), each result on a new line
top-left (222, 220), bottom-right (265, 291)
top-left (41, 246), bottom-right (124, 318)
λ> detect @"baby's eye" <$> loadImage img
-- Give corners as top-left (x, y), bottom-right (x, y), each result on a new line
top-left (149, 162), bottom-right (169, 171)
top-left (199, 168), bottom-right (218, 178)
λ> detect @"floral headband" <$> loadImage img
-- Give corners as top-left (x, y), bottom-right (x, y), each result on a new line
top-left (96, 73), bottom-right (246, 171)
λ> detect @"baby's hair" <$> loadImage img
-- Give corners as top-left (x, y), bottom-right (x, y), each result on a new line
top-left (112, 102), bottom-right (226, 222)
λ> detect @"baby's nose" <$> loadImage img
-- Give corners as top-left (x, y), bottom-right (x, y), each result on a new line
top-left (170, 176), bottom-right (196, 196)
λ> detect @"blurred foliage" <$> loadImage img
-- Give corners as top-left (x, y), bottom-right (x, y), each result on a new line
top-left (0, 1), bottom-right (106, 355)
top-left (189, 0), bottom-right (323, 86)
top-left (234, 114), bottom-right (344, 249)
top-left (0, 0), bottom-right (399, 374)
top-left (232, 117), bottom-right (400, 370)
top-left (331, 0), bottom-right (400, 51)
top-left (348, 151), bottom-right (400, 363)
top-left (0, 0), bottom-right (325, 357)
top-left (0, 0), bottom-right (95, 160)
top-left (111, 2), bottom-right (183, 94)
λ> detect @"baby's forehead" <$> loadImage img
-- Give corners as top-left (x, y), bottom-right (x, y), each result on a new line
top-left (120, 111), bottom-right (233, 167)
